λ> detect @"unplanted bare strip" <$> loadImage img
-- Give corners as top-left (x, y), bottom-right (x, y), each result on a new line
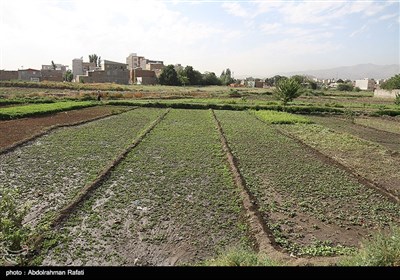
top-left (0, 108), bottom-right (166, 231)
top-left (0, 106), bottom-right (137, 155)
top-left (40, 109), bottom-right (248, 266)
top-left (215, 110), bottom-right (400, 259)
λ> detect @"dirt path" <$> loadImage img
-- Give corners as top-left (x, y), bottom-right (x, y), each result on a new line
top-left (0, 105), bottom-right (132, 152)
top-left (309, 115), bottom-right (400, 153)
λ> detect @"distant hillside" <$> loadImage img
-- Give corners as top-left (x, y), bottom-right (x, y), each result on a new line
top-left (282, 64), bottom-right (399, 80)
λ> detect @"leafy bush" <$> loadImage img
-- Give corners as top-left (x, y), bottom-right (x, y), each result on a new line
top-left (274, 78), bottom-right (301, 105)
top-left (201, 248), bottom-right (281, 266)
top-left (341, 225), bottom-right (400, 266)
top-left (337, 83), bottom-right (354, 91)
top-left (0, 187), bottom-right (31, 265)
top-left (381, 74), bottom-right (400, 90)
top-left (395, 93), bottom-right (400, 105)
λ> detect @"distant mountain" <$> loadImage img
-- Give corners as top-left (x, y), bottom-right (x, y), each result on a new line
top-left (281, 64), bottom-right (399, 80)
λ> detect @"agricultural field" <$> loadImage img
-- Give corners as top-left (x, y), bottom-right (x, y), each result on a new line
top-left (280, 122), bottom-right (400, 198)
top-left (0, 101), bottom-right (95, 120)
top-left (309, 115), bottom-right (400, 152)
top-left (214, 110), bottom-right (400, 256)
top-left (39, 109), bottom-right (249, 266)
top-left (0, 85), bottom-right (399, 266)
top-left (0, 108), bottom-right (165, 230)
top-left (0, 105), bottom-right (133, 151)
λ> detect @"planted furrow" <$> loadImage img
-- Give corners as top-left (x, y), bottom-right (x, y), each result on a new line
top-left (0, 108), bottom-right (166, 229)
top-left (0, 106), bottom-right (137, 155)
top-left (40, 109), bottom-right (249, 266)
top-left (215, 110), bottom-right (400, 257)
top-left (280, 122), bottom-right (400, 198)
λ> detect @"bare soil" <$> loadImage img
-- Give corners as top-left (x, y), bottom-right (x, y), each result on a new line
top-left (0, 105), bottom-right (131, 151)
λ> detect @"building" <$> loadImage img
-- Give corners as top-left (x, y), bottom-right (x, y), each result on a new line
top-left (41, 70), bottom-right (63, 82)
top-left (355, 78), bottom-right (375, 91)
top-left (130, 68), bottom-right (157, 85)
top-left (76, 60), bottom-right (129, 84)
top-left (18, 69), bottom-right (41, 82)
top-left (126, 53), bottom-right (145, 70)
top-left (0, 70), bottom-right (18, 81)
top-left (42, 64), bottom-right (67, 74)
top-left (72, 58), bottom-right (96, 80)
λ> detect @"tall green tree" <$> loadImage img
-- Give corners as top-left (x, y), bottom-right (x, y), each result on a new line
top-left (89, 54), bottom-right (99, 67)
top-left (64, 70), bottom-right (73, 82)
top-left (51, 60), bottom-right (56, 70)
top-left (202, 72), bottom-right (221, 85)
top-left (274, 78), bottom-right (301, 105)
top-left (220, 68), bottom-right (234, 85)
top-left (159, 65), bottom-right (180, 86)
top-left (381, 74), bottom-right (400, 90)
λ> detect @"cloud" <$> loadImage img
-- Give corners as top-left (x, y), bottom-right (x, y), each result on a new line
top-left (0, 0), bottom-right (233, 70)
top-left (349, 24), bottom-right (368, 37)
top-left (378, 13), bottom-right (398, 21)
top-left (221, 2), bottom-right (250, 18)
top-left (260, 23), bottom-right (281, 35)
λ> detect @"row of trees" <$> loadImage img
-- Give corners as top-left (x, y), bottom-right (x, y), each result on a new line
top-left (159, 65), bottom-right (235, 86)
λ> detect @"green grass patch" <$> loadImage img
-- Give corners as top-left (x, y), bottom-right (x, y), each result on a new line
top-left (0, 101), bottom-right (95, 119)
top-left (341, 225), bottom-right (400, 266)
top-left (251, 110), bottom-right (313, 124)
top-left (200, 248), bottom-right (281, 266)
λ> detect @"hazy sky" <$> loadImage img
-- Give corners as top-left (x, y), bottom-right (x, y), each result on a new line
top-left (1, 0), bottom-right (399, 77)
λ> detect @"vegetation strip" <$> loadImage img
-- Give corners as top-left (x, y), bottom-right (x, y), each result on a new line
top-left (0, 107), bottom-right (138, 155)
top-left (211, 109), bottom-right (290, 262)
top-left (28, 108), bottom-right (170, 258)
top-left (107, 100), bottom-right (344, 114)
top-left (278, 122), bottom-right (400, 201)
top-left (215, 110), bottom-right (399, 261)
top-left (39, 109), bottom-right (248, 266)
top-left (213, 110), bottom-right (341, 266)
top-left (274, 125), bottom-right (399, 204)
top-left (0, 101), bottom-right (96, 120)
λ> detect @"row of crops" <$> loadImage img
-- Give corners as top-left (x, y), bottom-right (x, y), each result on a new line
top-left (0, 108), bottom-right (399, 265)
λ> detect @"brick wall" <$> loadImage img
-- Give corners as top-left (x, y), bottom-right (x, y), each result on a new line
top-left (41, 70), bottom-right (63, 82)
top-left (0, 70), bottom-right (18, 81)
top-left (374, 89), bottom-right (400, 98)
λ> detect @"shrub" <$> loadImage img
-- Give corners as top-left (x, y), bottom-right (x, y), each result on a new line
top-left (337, 83), bottom-right (354, 91)
top-left (274, 78), bottom-right (301, 105)
top-left (200, 248), bottom-right (281, 266)
top-left (0, 187), bottom-right (31, 265)
top-left (395, 93), bottom-right (400, 105)
top-left (341, 225), bottom-right (400, 266)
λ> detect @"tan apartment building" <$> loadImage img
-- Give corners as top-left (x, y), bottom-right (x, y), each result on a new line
top-left (72, 58), bottom-right (96, 81)
top-left (76, 60), bottom-right (129, 84)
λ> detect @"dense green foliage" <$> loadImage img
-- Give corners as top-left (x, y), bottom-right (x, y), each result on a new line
top-left (274, 78), bottom-right (302, 105)
top-left (201, 248), bottom-right (280, 266)
top-left (381, 74), bottom-right (400, 90)
top-left (159, 65), bottom-right (180, 86)
top-left (341, 226), bottom-right (400, 266)
top-left (337, 83), bottom-right (354, 91)
top-left (0, 101), bottom-right (95, 120)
